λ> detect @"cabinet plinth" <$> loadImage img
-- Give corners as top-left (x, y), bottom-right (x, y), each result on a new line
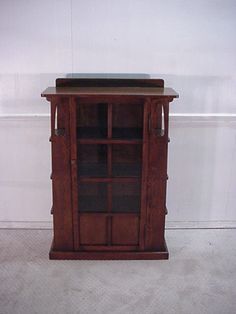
top-left (41, 77), bottom-right (178, 260)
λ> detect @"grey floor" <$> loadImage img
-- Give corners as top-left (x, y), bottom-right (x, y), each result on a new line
top-left (0, 229), bottom-right (236, 314)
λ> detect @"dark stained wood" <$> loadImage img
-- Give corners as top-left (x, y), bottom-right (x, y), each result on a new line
top-left (69, 96), bottom-right (80, 250)
top-left (49, 250), bottom-right (169, 260)
top-left (56, 78), bottom-right (164, 88)
top-left (50, 98), bottom-right (74, 251)
top-left (41, 86), bottom-right (178, 98)
top-left (74, 95), bottom-right (144, 105)
top-left (42, 77), bottom-right (178, 260)
top-left (49, 240), bottom-right (169, 260)
top-left (107, 102), bottom-right (113, 222)
top-left (79, 214), bottom-right (107, 245)
top-left (57, 97), bottom-right (67, 130)
top-left (80, 245), bottom-right (138, 251)
top-left (78, 177), bottom-right (140, 183)
top-left (78, 139), bottom-right (142, 144)
top-left (111, 214), bottom-right (139, 245)
top-left (145, 100), bottom-right (169, 251)
top-left (139, 98), bottom-right (150, 250)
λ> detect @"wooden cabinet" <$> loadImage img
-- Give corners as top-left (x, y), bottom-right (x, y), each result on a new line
top-left (41, 77), bottom-right (178, 259)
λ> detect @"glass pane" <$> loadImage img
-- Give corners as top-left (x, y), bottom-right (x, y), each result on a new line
top-left (78, 144), bottom-right (107, 177)
top-left (112, 144), bottom-right (142, 177)
top-left (112, 103), bottom-right (143, 139)
top-left (112, 182), bottom-right (141, 213)
top-left (77, 103), bottom-right (107, 138)
top-left (79, 183), bottom-right (107, 212)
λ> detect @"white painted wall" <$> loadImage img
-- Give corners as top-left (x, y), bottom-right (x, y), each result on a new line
top-left (0, 0), bottom-right (236, 227)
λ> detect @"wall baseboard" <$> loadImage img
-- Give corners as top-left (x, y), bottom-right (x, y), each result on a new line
top-left (166, 221), bottom-right (236, 229)
top-left (0, 221), bottom-right (236, 230)
top-left (0, 221), bottom-right (53, 229)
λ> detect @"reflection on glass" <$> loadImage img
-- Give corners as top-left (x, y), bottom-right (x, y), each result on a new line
top-left (112, 182), bottom-right (140, 213)
top-left (112, 103), bottom-right (143, 139)
top-left (77, 103), bottom-right (107, 138)
top-left (79, 183), bottom-right (107, 212)
top-left (112, 144), bottom-right (142, 177)
top-left (78, 144), bottom-right (107, 177)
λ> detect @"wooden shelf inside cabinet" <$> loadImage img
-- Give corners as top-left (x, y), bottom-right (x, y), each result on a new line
top-left (42, 76), bottom-right (178, 260)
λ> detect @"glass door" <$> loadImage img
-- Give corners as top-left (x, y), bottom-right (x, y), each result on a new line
top-left (76, 99), bottom-right (143, 247)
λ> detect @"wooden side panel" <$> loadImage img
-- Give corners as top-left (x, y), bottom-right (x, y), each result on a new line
top-left (51, 98), bottom-right (74, 251)
top-left (112, 215), bottom-right (139, 245)
top-left (145, 100), bottom-right (169, 251)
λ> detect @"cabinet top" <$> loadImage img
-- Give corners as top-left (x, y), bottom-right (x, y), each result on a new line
top-left (41, 86), bottom-right (178, 97)
top-left (41, 78), bottom-right (178, 98)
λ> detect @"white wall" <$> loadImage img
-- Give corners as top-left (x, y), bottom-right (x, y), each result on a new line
top-left (0, 0), bottom-right (236, 227)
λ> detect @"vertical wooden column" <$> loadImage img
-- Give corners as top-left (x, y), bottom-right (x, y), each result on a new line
top-left (69, 96), bottom-right (80, 250)
top-left (107, 103), bottom-right (113, 245)
top-left (139, 98), bottom-right (150, 250)
top-left (50, 97), bottom-right (74, 251)
top-left (145, 98), bottom-right (169, 251)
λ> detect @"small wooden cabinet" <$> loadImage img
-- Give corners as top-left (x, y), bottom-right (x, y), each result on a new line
top-left (41, 77), bottom-right (178, 259)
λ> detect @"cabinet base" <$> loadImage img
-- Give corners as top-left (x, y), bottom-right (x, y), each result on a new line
top-left (49, 241), bottom-right (169, 260)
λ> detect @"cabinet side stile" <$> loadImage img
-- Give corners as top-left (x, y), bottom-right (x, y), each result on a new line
top-left (69, 96), bottom-right (80, 250)
top-left (139, 98), bottom-right (150, 250)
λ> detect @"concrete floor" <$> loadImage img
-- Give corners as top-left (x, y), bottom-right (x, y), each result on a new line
top-left (0, 229), bottom-right (236, 314)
